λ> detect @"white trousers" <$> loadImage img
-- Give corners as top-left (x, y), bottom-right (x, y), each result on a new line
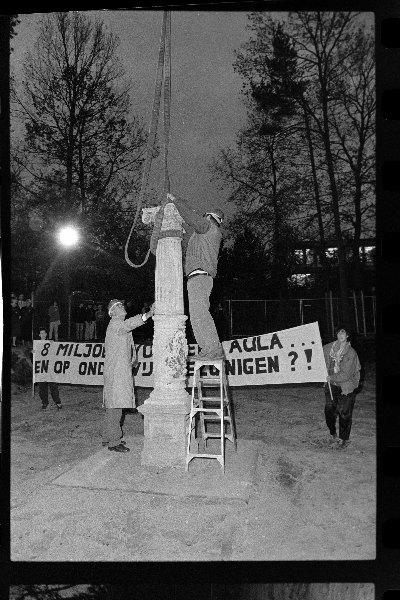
top-left (187, 275), bottom-right (222, 356)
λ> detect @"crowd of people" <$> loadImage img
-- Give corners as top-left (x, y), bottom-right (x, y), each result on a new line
top-left (11, 295), bottom-right (138, 346)
top-left (11, 293), bottom-right (34, 347)
top-left (72, 302), bottom-right (107, 341)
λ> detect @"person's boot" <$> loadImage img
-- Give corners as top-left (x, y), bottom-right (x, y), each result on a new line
top-left (337, 439), bottom-right (350, 449)
top-left (108, 443), bottom-right (130, 453)
top-left (329, 432), bottom-right (338, 446)
top-left (102, 439), bottom-right (126, 447)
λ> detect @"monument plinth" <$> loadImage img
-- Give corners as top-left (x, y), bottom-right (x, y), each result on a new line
top-left (138, 203), bottom-right (191, 466)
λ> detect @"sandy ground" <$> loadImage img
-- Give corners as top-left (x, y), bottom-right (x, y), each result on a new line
top-left (10, 367), bottom-right (375, 561)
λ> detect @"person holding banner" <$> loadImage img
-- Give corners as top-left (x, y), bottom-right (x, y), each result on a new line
top-left (323, 326), bottom-right (361, 449)
top-left (37, 328), bottom-right (63, 411)
top-left (165, 192), bottom-right (225, 362)
top-left (102, 299), bottom-right (155, 453)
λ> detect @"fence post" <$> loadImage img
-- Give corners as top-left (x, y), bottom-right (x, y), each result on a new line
top-left (360, 290), bottom-right (367, 335)
top-left (372, 295), bottom-right (376, 333)
top-left (329, 290), bottom-right (335, 337)
top-left (229, 299), bottom-right (232, 339)
top-left (324, 292), bottom-right (330, 339)
top-left (352, 290), bottom-right (359, 334)
top-left (264, 300), bottom-right (267, 333)
top-left (68, 294), bottom-right (72, 340)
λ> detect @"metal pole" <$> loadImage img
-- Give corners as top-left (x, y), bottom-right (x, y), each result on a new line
top-left (329, 290), bottom-right (335, 337)
top-left (264, 299), bottom-right (267, 333)
top-left (63, 253), bottom-right (70, 341)
top-left (360, 289), bottom-right (367, 335)
top-left (324, 291), bottom-right (330, 339)
top-left (229, 299), bottom-right (233, 339)
top-left (31, 287), bottom-right (35, 399)
top-left (68, 294), bottom-right (72, 340)
top-left (372, 294), bottom-right (376, 333)
top-left (300, 298), bottom-right (304, 325)
top-left (352, 290), bottom-right (359, 334)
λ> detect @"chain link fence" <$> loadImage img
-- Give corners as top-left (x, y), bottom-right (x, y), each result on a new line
top-left (26, 292), bottom-right (374, 346)
top-left (219, 293), bottom-right (375, 343)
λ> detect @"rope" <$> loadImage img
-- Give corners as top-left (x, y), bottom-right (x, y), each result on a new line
top-left (163, 10), bottom-right (171, 197)
top-left (124, 11), bottom-right (171, 268)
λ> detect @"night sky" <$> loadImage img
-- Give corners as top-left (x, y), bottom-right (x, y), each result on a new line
top-left (11, 10), bottom-right (253, 218)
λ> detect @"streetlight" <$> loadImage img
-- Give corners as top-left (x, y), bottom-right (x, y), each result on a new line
top-left (58, 225), bottom-right (80, 248)
top-left (57, 225), bottom-right (80, 339)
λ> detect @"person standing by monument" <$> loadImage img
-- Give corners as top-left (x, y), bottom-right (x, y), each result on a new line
top-left (102, 299), bottom-right (154, 453)
top-left (37, 328), bottom-right (63, 411)
top-left (164, 192), bottom-right (225, 362)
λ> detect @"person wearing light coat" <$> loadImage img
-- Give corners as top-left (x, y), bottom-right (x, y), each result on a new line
top-left (102, 299), bottom-right (154, 453)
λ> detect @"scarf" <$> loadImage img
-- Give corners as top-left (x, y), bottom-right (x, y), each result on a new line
top-left (329, 340), bottom-right (350, 373)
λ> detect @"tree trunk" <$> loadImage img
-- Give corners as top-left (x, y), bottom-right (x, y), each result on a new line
top-left (351, 162), bottom-right (363, 290)
top-left (319, 92), bottom-right (351, 329)
top-left (302, 103), bottom-right (330, 290)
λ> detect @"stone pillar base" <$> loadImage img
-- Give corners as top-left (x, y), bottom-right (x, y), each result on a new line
top-left (138, 392), bottom-right (191, 467)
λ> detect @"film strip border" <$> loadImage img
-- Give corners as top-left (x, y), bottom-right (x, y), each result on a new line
top-left (0, 5), bottom-right (399, 600)
top-left (379, 6), bottom-right (400, 600)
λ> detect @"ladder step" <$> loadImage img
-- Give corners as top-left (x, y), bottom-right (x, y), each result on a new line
top-left (190, 408), bottom-right (223, 415)
top-left (202, 415), bottom-right (232, 421)
top-left (187, 453), bottom-right (223, 459)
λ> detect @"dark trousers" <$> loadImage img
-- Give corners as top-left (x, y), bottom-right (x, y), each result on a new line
top-left (324, 384), bottom-right (356, 441)
top-left (102, 408), bottom-right (124, 448)
top-left (39, 382), bottom-right (61, 407)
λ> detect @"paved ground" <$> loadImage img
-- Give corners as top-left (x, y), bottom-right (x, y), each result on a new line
top-left (11, 366), bottom-right (376, 561)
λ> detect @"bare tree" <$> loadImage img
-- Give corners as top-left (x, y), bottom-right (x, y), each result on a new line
top-left (12, 11), bottom-right (146, 215)
top-left (212, 12), bottom-right (374, 327)
top-left (288, 11), bottom-right (373, 326)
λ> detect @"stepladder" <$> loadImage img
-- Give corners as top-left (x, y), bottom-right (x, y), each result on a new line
top-left (186, 358), bottom-right (237, 473)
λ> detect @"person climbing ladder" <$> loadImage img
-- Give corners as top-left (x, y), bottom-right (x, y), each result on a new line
top-left (166, 192), bottom-right (225, 361)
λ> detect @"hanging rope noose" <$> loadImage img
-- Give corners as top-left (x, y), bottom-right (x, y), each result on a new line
top-left (124, 11), bottom-right (171, 268)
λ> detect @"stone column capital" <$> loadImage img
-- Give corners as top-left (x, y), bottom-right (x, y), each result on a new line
top-left (142, 202), bottom-right (184, 232)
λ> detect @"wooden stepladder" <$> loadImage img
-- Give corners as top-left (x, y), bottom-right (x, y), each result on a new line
top-left (186, 359), bottom-right (237, 473)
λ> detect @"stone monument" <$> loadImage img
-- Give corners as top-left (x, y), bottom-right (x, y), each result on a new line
top-left (138, 202), bottom-right (191, 466)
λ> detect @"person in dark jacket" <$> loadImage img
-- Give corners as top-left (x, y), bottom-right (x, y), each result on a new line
top-left (95, 304), bottom-right (107, 340)
top-left (37, 328), bottom-right (62, 410)
top-left (323, 326), bottom-right (361, 449)
top-left (17, 294), bottom-right (26, 310)
top-left (85, 303), bottom-right (96, 340)
top-left (11, 297), bottom-right (21, 346)
top-left (48, 301), bottom-right (61, 341)
top-left (74, 303), bottom-right (86, 341)
top-left (20, 298), bottom-right (34, 347)
top-left (163, 192), bottom-right (225, 361)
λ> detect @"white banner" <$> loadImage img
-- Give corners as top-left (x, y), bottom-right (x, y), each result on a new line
top-left (33, 322), bottom-right (327, 387)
